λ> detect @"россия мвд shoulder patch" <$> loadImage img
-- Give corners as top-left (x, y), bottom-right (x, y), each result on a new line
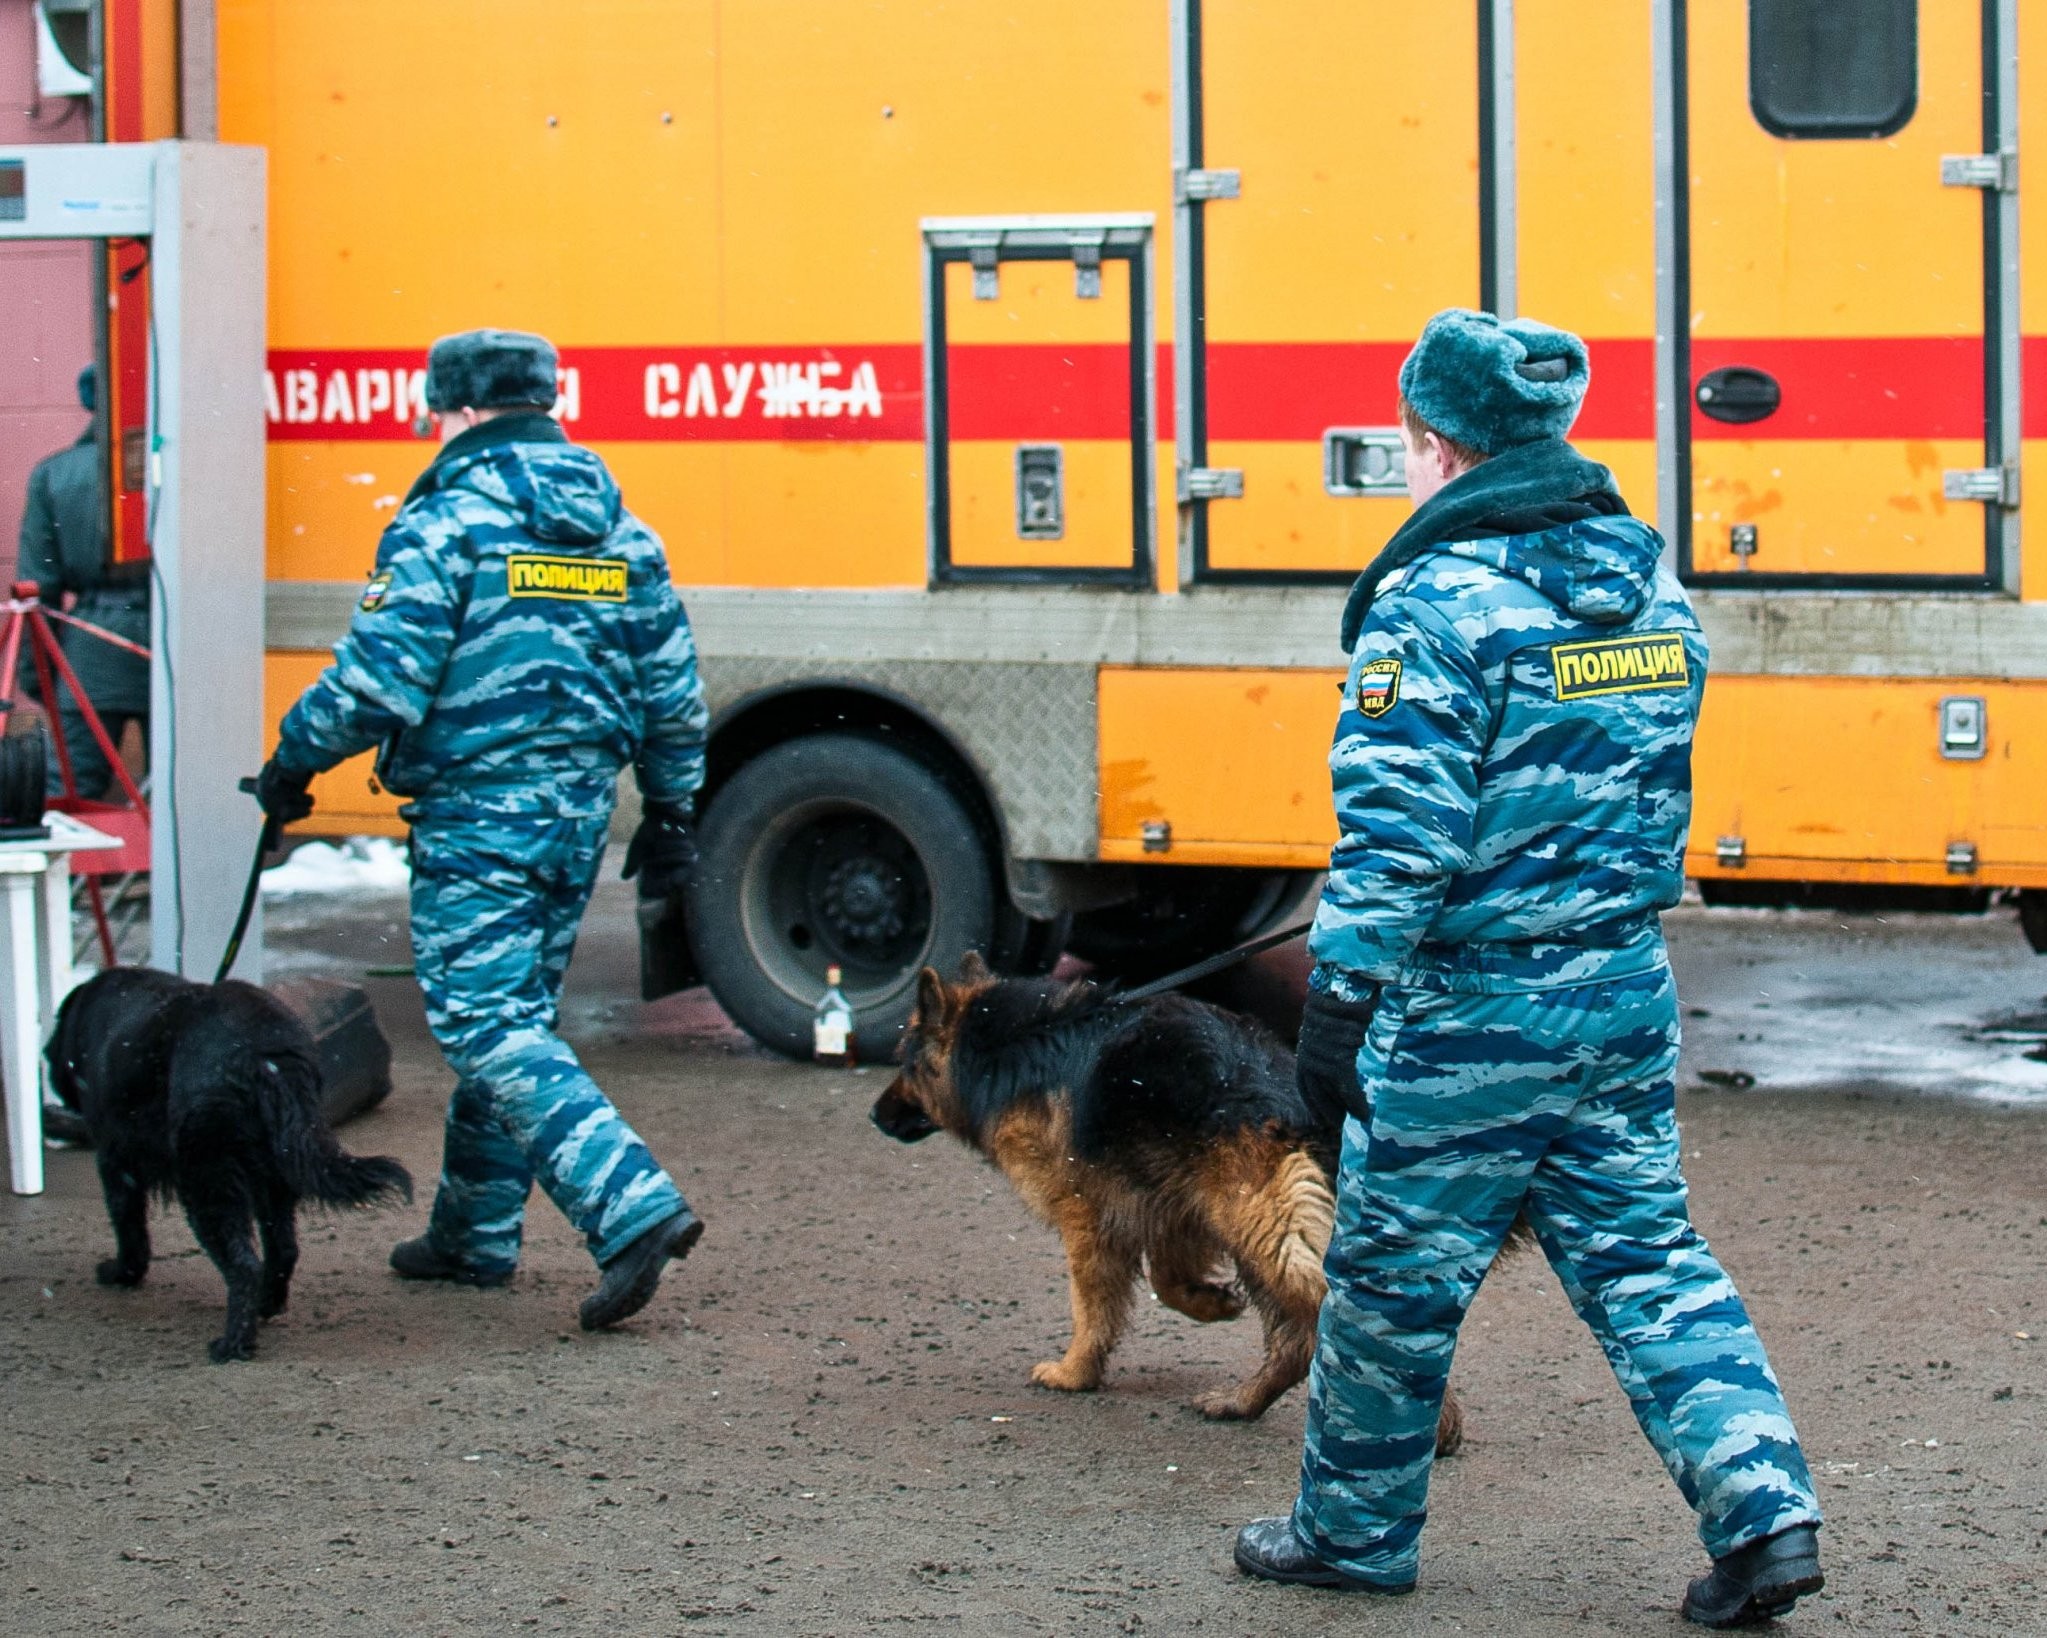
top-left (1353, 657), bottom-right (1402, 718)
top-left (1549, 632), bottom-right (1689, 702)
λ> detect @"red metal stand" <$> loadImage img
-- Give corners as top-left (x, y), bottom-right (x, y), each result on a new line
top-left (0, 581), bottom-right (151, 965)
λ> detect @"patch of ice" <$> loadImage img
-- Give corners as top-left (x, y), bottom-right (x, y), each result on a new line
top-left (261, 836), bottom-right (410, 897)
top-left (1670, 905), bottom-right (2047, 1106)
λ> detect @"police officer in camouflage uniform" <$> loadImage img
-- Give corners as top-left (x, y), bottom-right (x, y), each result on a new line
top-left (1235, 311), bottom-right (1825, 1625)
top-left (257, 329), bottom-right (709, 1331)
top-left (16, 366), bottom-right (151, 798)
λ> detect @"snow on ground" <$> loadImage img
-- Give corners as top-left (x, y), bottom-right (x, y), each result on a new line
top-left (261, 836), bottom-right (410, 897)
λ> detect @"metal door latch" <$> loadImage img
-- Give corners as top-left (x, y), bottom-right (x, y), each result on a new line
top-left (1141, 820), bottom-right (1172, 853)
top-left (1939, 695), bottom-right (1987, 760)
top-left (1942, 465), bottom-right (2020, 506)
top-left (1729, 523), bottom-right (1759, 566)
top-left (1175, 167), bottom-right (1241, 203)
top-left (1323, 428), bottom-right (1407, 496)
top-left (1178, 464), bottom-right (1244, 502)
top-left (1715, 836), bottom-right (1747, 868)
top-left (1014, 444), bottom-right (1064, 540)
top-left (1946, 841), bottom-right (1979, 876)
top-left (1941, 150), bottom-right (2018, 192)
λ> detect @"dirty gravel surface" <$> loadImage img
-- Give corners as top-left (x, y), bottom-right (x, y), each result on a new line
top-left (4, 879), bottom-right (2044, 1635)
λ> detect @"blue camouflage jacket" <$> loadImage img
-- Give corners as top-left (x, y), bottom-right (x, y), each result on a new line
top-left (274, 416), bottom-right (708, 820)
top-left (1310, 447), bottom-right (1706, 996)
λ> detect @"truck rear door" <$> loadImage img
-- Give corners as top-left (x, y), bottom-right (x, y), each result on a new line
top-left (1678, 0), bottom-right (2011, 587)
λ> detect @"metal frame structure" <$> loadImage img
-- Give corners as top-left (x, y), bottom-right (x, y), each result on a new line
top-left (1479, 0), bottom-right (1518, 320)
top-left (921, 214), bottom-right (1157, 589)
top-left (0, 140), bottom-right (268, 979)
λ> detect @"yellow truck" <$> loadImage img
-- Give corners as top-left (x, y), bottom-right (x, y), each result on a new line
top-left (197, 0), bottom-right (2047, 1053)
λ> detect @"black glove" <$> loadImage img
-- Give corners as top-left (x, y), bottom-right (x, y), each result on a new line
top-left (1295, 982), bottom-right (1380, 1135)
top-left (623, 800), bottom-right (698, 899)
top-left (253, 757), bottom-right (316, 826)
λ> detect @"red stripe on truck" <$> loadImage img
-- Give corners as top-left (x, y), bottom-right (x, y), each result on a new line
top-left (265, 337), bottom-right (2007, 446)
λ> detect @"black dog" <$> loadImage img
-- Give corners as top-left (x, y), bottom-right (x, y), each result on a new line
top-left (46, 968), bottom-right (412, 1362)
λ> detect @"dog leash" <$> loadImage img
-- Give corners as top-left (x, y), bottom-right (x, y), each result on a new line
top-left (1115, 920), bottom-right (1312, 1005)
top-left (215, 777), bottom-right (280, 983)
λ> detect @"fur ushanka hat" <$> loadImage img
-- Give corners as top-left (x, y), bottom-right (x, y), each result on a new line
top-left (1398, 308), bottom-right (1590, 455)
top-left (423, 328), bottom-right (560, 414)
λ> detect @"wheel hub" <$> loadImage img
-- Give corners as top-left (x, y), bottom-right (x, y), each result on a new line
top-left (818, 854), bottom-right (908, 947)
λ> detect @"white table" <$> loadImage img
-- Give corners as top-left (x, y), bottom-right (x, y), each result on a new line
top-left (1, 813), bottom-right (122, 1195)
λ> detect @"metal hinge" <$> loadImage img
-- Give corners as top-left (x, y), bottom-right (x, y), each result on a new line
top-left (1178, 464), bottom-right (1244, 502)
top-left (965, 238), bottom-right (1001, 300)
top-left (1141, 820), bottom-right (1172, 854)
top-left (1175, 167), bottom-right (1241, 204)
top-left (1942, 464), bottom-right (2020, 507)
top-left (1941, 150), bottom-right (2018, 192)
top-left (1946, 841), bottom-right (1979, 877)
top-left (1070, 235), bottom-right (1104, 300)
top-left (1715, 836), bottom-right (1746, 869)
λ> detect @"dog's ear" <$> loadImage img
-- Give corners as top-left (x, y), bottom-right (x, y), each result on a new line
top-left (915, 965), bottom-right (948, 1025)
top-left (957, 949), bottom-right (992, 985)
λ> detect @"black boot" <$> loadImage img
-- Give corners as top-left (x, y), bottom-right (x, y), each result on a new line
top-left (388, 1235), bottom-right (513, 1289)
top-left (579, 1209), bottom-right (703, 1331)
top-left (1232, 1518), bottom-right (1415, 1594)
top-left (1682, 1524), bottom-right (1824, 1627)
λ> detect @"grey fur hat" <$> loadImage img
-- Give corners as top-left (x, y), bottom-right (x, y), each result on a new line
top-left (423, 328), bottom-right (559, 413)
top-left (1398, 308), bottom-right (1589, 455)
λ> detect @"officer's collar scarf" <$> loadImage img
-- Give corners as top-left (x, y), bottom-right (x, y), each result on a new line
top-left (1338, 437), bottom-right (1625, 652)
top-left (403, 410), bottom-right (567, 508)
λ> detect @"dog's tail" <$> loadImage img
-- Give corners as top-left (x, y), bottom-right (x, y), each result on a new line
top-left (256, 1047), bottom-right (413, 1209)
top-left (1265, 1147), bottom-right (1336, 1295)
top-left (1212, 1139), bottom-right (1334, 1311)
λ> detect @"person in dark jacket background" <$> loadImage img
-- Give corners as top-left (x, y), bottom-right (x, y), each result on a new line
top-left (257, 328), bottom-right (709, 1333)
top-left (1235, 310), bottom-right (1824, 1627)
top-left (15, 365), bottom-right (150, 797)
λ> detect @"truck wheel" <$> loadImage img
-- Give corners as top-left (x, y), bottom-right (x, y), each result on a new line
top-left (688, 734), bottom-right (997, 1061)
top-left (2020, 890), bottom-right (2047, 954)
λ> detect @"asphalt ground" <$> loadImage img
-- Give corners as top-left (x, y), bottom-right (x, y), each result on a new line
top-left (2, 868), bottom-right (2043, 1634)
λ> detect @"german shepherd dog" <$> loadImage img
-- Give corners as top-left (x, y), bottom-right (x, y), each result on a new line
top-left (872, 955), bottom-right (1462, 1449)
top-left (46, 968), bottom-right (412, 1363)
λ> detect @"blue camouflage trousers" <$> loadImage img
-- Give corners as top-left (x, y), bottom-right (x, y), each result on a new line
top-left (409, 810), bottom-right (689, 1275)
top-left (1294, 964), bottom-right (1820, 1587)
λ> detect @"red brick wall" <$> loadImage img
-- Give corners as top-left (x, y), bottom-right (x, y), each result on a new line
top-left (0, 0), bottom-right (97, 587)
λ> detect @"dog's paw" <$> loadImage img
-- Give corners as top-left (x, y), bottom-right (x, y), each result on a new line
top-left (1192, 1388), bottom-right (1259, 1421)
top-left (1029, 1359), bottom-right (1099, 1394)
top-left (95, 1258), bottom-right (144, 1287)
top-left (207, 1335), bottom-right (255, 1364)
top-left (1171, 1282), bottom-right (1245, 1324)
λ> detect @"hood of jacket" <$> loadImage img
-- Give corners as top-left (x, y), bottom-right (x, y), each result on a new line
top-left (404, 413), bottom-right (623, 545)
top-left (1432, 513), bottom-right (1667, 627)
top-left (1339, 437), bottom-right (1644, 649)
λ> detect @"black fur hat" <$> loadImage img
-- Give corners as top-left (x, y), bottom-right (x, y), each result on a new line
top-left (423, 328), bottom-right (559, 413)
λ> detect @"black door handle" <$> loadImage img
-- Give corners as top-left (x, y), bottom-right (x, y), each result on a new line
top-left (1695, 365), bottom-right (1781, 424)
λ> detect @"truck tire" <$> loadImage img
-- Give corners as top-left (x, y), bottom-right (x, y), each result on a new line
top-left (2020, 889), bottom-right (2047, 954)
top-left (688, 733), bottom-right (998, 1061)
